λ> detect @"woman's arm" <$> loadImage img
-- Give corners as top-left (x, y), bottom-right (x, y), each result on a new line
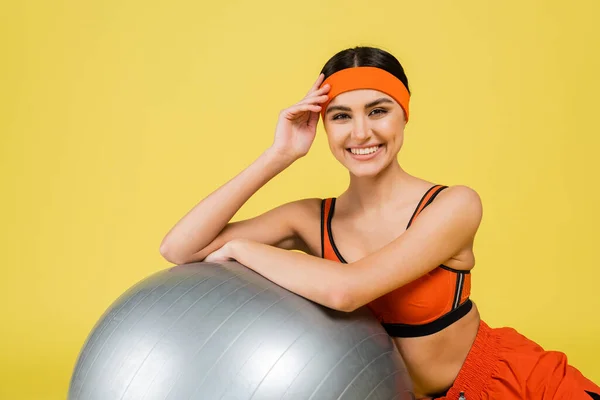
top-left (159, 149), bottom-right (294, 265)
top-left (223, 185), bottom-right (483, 311)
top-left (159, 74), bottom-right (331, 265)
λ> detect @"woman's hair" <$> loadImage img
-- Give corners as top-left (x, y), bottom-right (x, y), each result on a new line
top-left (319, 46), bottom-right (411, 95)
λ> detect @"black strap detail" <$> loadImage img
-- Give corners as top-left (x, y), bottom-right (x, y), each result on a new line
top-left (327, 198), bottom-right (348, 263)
top-left (406, 185), bottom-right (449, 229)
top-left (382, 299), bottom-right (473, 337)
top-left (452, 271), bottom-right (469, 310)
top-left (440, 264), bottom-right (470, 274)
top-left (586, 391), bottom-right (600, 399)
top-left (430, 388), bottom-right (450, 399)
top-left (320, 199), bottom-right (326, 258)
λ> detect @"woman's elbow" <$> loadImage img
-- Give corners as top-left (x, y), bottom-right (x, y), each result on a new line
top-left (328, 288), bottom-right (358, 313)
top-left (159, 244), bottom-right (188, 265)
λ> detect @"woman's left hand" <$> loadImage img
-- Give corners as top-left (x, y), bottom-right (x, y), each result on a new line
top-left (204, 241), bottom-right (237, 263)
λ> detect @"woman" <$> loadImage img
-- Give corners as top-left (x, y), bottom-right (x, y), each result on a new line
top-left (159, 46), bottom-right (599, 399)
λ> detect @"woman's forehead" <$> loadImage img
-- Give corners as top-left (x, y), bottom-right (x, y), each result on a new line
top-left (328, 89), bottom-right (394, 106)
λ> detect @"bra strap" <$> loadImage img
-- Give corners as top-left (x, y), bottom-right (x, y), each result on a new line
top-left (321, 198), bottom-right (347, 263)
top-left (320, 199), bottom-right (330, 258)
top-left (406, 185), bottom-right (449, 229)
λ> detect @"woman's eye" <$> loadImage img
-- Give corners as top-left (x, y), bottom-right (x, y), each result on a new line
top-left (332, 109), bottom-right (387, 120)
top-left (371, 108), bottom-right (387, 115)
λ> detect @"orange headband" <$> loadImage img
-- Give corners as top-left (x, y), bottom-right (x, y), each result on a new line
top-left (319, 66), bottom-right (410, 122)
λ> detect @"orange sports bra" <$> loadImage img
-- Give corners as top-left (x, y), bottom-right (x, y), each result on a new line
top-left (321, 184), bottom-right (473, 338)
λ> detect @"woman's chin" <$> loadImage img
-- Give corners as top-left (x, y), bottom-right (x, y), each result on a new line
top-left (347, 162), bottom-right (386, 178)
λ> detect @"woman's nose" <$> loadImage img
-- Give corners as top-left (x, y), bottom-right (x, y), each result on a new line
top-left (351, 117), bottom-right (369, 140)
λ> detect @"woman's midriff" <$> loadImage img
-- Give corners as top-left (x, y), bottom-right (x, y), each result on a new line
top-left (393, 303), bottom-right (481, 399)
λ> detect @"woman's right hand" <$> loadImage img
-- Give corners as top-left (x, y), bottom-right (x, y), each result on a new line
top-left (269, 73), bottom-right (331, 163)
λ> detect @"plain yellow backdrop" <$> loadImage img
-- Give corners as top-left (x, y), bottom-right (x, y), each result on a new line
top-left (2, 0), bottom-right (599, 398)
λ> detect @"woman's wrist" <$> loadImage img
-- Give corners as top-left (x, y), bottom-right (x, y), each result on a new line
top-left (228, 238), bottom-right (250, 262)
top-left (263, 147), bottom-right (297, 170)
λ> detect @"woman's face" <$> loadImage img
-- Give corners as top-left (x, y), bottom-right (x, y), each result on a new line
top-left (321, 89), bottom-right (407, 178)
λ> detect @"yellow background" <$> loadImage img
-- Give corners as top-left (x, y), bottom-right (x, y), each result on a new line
top-left (2, 1), bottom-right (599, 398)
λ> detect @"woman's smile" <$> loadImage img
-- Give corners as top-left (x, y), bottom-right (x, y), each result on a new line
top-left (346, 143), bottom-right (384, 161)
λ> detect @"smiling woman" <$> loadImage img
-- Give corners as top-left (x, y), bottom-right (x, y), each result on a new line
top-left (319, 64), bottom-right (410, 178)
top-left (159, 46), bottom-right (600, 399)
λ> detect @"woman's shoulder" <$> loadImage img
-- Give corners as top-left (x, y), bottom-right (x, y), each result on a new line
top-left (408, 177), bottom-right (481, 206)
top-left (274, 197), bottom-right (324, 223)
top-left (429, 184), bottom-right (483, 226)
top-left (272, 198), bottom-right (326, 256)
top-left (438, 184), bottom-right (482, 206)
top-left (405, 178), bottom-right (483, 221)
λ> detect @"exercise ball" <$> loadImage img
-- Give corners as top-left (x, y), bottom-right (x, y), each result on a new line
top-left (68, 261), bottom-right (414, 400)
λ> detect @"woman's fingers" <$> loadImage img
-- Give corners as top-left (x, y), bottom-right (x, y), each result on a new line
top-left (279, 73), bottom-right (330, 122)
top-left (282, 103), bottom-right (322, 119)
top-left (303, 74), bottom-right (331, 99)
top-left (297, 93), bottom-right (329, 106)
top-left (304, 73), bottom-right (325, 97)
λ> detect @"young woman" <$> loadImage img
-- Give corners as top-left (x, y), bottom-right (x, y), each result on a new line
top-left (159, 46), bottom-right (599, 399)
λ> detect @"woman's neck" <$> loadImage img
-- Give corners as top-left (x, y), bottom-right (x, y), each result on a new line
top-left (343, 160), bottom-right (411, 212)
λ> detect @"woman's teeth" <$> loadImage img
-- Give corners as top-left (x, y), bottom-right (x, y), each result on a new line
top-left (350, 145), bottom-right (380, 155)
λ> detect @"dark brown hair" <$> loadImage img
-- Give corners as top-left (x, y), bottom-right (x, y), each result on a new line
top-left (320, 46), bottom-right (411, 95)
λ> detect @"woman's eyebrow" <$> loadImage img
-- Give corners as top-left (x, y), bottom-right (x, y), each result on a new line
top-left (325, 98), bottom-right (394, 115)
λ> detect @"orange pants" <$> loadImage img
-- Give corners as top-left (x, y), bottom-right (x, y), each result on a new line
top-left (434, 320), bottom-right (599, 399)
